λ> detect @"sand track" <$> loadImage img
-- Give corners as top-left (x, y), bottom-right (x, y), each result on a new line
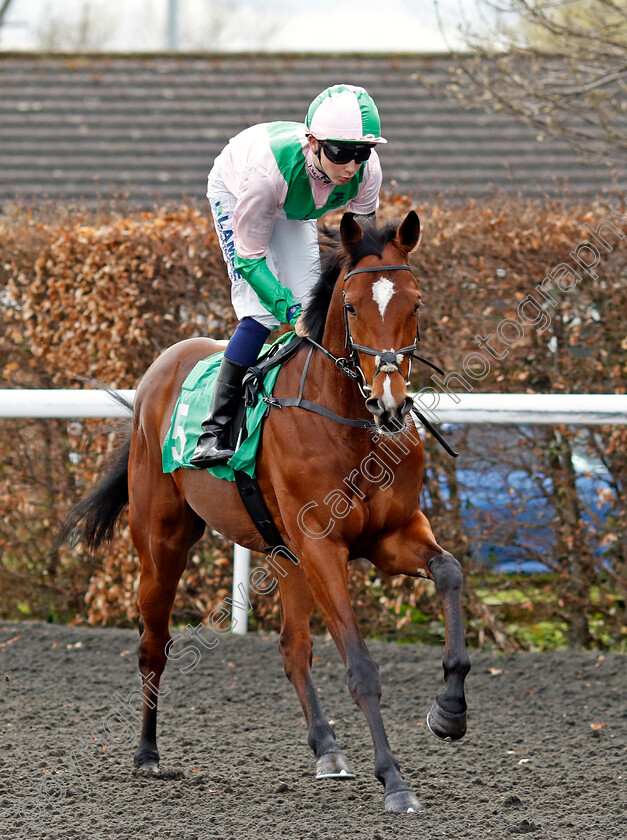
top-left (0, 621), bottom-right (625, 840)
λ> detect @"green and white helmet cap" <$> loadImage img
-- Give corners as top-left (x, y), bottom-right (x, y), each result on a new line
top-left (305, 84), bottom-right (387, 144)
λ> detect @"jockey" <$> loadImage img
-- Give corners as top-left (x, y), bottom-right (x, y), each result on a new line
top-left (190, 84), bottom-right (387, 468)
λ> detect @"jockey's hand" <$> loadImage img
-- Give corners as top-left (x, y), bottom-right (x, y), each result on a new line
top-left (294, 311), bottom-right (309, 337)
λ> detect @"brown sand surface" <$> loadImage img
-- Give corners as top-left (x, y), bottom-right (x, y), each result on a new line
top-left (0, 621), bottom-right (625, 840)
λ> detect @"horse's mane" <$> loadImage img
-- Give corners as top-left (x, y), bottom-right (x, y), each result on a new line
top-left (303, 217), bottom-right (401, 343)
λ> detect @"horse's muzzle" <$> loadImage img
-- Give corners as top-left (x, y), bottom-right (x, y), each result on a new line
top-left (365, 393), bottom-right (413, 433)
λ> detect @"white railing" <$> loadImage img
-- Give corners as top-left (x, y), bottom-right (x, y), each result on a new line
top-left (0, 389), bottom-right (136, 418)
top-left (2, 390), bottom-right (626, 636)
top-left (1, 389), bottom-right (626, 424)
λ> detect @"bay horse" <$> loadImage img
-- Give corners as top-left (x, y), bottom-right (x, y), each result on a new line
top-left (62, 210), bottom-right (470, 813)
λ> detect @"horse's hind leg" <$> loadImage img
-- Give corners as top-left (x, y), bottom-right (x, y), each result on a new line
top-left (276, 559), bottom-right (355, 780)
top-left (129, 458), bottom-right (205, 771)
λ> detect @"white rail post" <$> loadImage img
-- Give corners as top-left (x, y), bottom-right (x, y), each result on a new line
top-left (231, 544), bottom-right (251, 636)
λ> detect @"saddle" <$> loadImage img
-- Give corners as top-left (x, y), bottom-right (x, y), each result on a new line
top-left (161, 333), bottom-right (303, 551)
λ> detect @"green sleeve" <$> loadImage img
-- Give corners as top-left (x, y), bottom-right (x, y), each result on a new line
top-left (233, 252), bottom-right (299, 324)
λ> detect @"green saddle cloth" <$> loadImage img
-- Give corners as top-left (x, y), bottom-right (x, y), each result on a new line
top-left (162, 332), bottom-right (296, 482)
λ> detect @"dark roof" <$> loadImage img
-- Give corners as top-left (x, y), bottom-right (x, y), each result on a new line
top-left (0, 52), bottom-right (622, 207)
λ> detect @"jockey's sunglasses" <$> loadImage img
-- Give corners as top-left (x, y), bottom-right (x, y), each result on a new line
top-left (320, 141), bottom-right (373, 165)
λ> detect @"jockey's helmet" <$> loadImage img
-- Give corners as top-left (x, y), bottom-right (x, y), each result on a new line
top-left (305, 84), bottom-right (387, 144)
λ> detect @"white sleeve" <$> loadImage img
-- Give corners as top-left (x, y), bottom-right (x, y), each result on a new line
top-left (346, 150), bottom-right (382, 215)
top-left (232, 163), bottom-right (287, 260)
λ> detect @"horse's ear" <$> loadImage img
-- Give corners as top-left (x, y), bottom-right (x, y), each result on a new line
top-left (340, 212), bottom-right (363, 251)
top-left (396, 210), bottom-right (421, 254)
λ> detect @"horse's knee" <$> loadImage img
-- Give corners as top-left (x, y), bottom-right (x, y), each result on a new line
top-left (279, 630), bottom-right (312, 682)
top-left (429, 552), bottom-right (463, 594)
top-left (346, 654), bottom-right (381, 702)
top-left (138, 629), bottom-right (169, 676)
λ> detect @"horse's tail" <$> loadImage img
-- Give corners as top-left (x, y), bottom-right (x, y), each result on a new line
top-left (57, 389), bottom-right (134, 552)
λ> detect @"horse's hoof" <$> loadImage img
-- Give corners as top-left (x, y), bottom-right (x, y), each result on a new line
top-left (315, 751), bottom-right (356, 780)
top-left (133, 747), bottom-right (160, 772)
top-left (426, 701), bottom-right (466, 742)
top-left (384, 789), bottom-right (424, 813)
top-left (134, 764), bottom-right (160, 777)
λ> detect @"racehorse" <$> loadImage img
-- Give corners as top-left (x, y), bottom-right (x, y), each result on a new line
top-left (62, 210), bottom-right (470, 813)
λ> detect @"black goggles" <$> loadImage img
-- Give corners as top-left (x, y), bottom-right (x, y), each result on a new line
top-left (320, 141), bottom-right (373, 165)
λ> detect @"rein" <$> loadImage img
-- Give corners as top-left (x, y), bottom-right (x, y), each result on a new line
top-left (263, 345), bottom-right (375, 429)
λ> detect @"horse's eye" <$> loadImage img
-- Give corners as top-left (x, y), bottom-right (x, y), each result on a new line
top-left (413, 303), bottom-right (421, 315)
top-left (346, 303), bottom-right (357, 316)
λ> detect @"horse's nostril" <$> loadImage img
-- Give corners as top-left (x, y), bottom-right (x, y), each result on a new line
top-left (365, 396), bottom-right (384, 417)
top-left (366, 394), bottom-right (412, 423)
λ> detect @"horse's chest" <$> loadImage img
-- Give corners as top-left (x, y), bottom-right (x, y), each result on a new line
top-left (365, 493), bottom-right (416, 534)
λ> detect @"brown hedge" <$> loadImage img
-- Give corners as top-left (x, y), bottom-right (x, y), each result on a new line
top-left (0, 197), bottom-right (625, 649)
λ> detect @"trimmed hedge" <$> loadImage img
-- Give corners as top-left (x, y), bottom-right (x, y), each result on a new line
top-left (0, 197), bottom-right (625, 649)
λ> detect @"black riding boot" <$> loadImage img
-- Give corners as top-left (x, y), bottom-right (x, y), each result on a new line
top-left (189, 357), bottom-right (247, 468)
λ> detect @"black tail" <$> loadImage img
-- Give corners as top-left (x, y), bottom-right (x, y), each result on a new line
top-left (57, 384), bottom-right (135, 552)
top-left (58, 432), bottom-right (132, 551)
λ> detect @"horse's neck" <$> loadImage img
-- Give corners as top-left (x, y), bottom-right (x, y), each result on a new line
top-left (320, 279), bottom-right (348, 362)
top-left (310, 280), bottom-right (367, 422)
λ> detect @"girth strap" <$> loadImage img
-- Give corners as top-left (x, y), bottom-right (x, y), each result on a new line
top-left (231, 393), bottom-right (295, 552)
top-left (233, 468), bottom-right (286, 550)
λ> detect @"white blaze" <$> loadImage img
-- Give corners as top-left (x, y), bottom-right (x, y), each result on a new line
top-left (372, 277), bottom-right (395, 319)
top-left (382, 375), bottom-right (397, 412)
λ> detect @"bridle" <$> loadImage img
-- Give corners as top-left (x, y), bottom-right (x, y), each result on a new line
top-left (301, 260), bottom-right (458, 457)
top-left (245, 254), bottom-right (457, 455)
top-left (342, 263), bottom-right (421, 395)
top-left (306, 262), bottom-right (443, 399)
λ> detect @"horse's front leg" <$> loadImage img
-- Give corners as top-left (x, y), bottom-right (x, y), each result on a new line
top-left (370, 509), bottom-right (471, 742)
top-left (275, 556), bottom-right (355, 779)
top-left (298, 542), bottom-right (422, 813)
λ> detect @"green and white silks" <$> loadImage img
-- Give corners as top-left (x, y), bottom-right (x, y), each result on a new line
top-left (207, 120), bottom-right (381, 327)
